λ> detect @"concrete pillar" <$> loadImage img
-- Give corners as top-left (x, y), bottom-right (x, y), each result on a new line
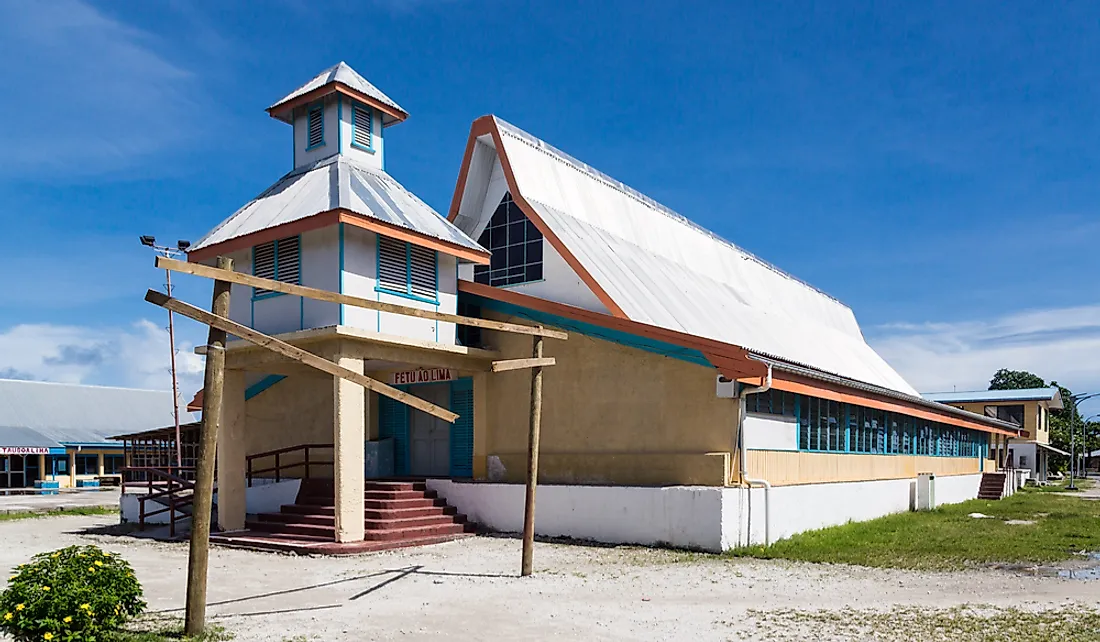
top-left (216, 370), bottom-right (248, 532)
top-left (36, 455), bottom-right (45, 482)
top-left (333, 353), bottom-right (365, 543)
top-left (97, 453), bottom-right (105, 476)
top-left (472, 372), bottom-right (489, 480)
top-left (68, 452), bottom-right (75, 488)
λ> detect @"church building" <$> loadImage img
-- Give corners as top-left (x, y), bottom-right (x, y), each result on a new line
top-left (163, 62), bottom-right (1021, 553)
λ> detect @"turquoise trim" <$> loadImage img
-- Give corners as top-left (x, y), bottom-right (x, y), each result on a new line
top-left (58, 443), bottom-right (123, 449)
top-left (305, 102), bottom-right (326, 151)
top-left (374, 286), bottom-right (440, 305)
top-left (379, 394), bottom-right (410, 476)
top-left (462, 294), bottom-right (710, 367)
top-left (374, 233), bottom-right (440, 304)
top-left (252, 236), bottom-right (301, 301)
top-left (338, 223), bottom-right (345, 325)
top-left (434, 251), bottom-right (440, 342)
top-left (449, 378), bottom-right (474, 477)
top-left (350, 101), bottom-right (375, 153)
top-left (246, 375), bottom-right (285, 400)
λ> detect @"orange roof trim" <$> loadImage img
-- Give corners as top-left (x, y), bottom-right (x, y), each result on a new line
top-left (188, 208), bottom-right (491, 265)
top-left (447, 116), bottom-right (627, 319)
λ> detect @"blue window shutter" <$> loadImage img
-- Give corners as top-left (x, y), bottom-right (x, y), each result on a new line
top-left (449, 378), bottom-right (474, 477)
top-left (378, 396), bottom-right (409, 476)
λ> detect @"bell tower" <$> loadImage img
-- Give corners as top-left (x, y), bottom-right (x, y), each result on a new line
top-left (267, 62), bottom-right (408, 172)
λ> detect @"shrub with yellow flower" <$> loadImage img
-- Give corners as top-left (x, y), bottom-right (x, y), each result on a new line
top-left (0, 545), bottom-right (145, 640)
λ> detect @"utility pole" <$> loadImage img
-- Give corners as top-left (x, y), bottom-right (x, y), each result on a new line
top-left (1066, 392), bottom-right (1100, 490)
top-left (140, 236), bottom-right (191, 470)
top-left (185, 256), bottom-right (232, 636)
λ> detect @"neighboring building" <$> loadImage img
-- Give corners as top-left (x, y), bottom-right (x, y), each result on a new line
top-left (0, 379), bottom-right (182, 489)
top-left (173, 62), bottom-right (1020, 553)
top-left (924, 388), bottom-right (1065, 481)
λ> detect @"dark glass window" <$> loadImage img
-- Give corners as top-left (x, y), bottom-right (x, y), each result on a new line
top-left (103, 455), bottom-right (125, 475)
top-left (474, 193), bottom-right (544, 287)
top-left (455, 301), bottom-right (483, 348)
top-left (985, 404), bottom-right (1025, 426)
top-left (75, 454), bottom-right (98, 476)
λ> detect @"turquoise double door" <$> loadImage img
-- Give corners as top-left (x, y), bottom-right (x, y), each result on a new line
top-left (379, 377), bottom-right (473, 478)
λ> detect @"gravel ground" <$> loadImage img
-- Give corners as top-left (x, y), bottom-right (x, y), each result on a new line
top-left (2, 514), bottom-right (1099, 641)
top-left (0, 489), bottom-right (120, 514)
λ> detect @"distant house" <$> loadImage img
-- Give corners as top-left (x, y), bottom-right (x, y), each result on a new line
top-left (924, 388), bottom-right (1065, 481)
top-left (0, 379), bottom-right (184, 489)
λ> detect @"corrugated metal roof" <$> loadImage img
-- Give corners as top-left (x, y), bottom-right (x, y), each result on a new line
top-left (0, 379), bottom-right (187, 447)
top-left (461, 116), bottom-right (918, 395)
top-left (270, 62), bottom-right (406, 124)
top-left (924, 388), bottom-right (1064, 406)
top-left (190, 154), bottom-right (486, 256)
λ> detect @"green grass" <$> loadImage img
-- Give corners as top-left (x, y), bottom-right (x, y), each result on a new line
top-left (1031, 478), bottom-right (1093, 492)
top-left (0, 505), bottom-right (117, 521)
top-left (737, 604), bottom-right (1100, 642)
top-left (726, 487), bottom-right (1100, 570)
top-left (109, 621), bottom-right (232, 641)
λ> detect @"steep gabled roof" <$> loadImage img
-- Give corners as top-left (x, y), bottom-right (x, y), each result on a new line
top-left (189, 154), bottom-right (489, 264)
top-left (450, 115), bottom-right (918, 395)
top-left (269, 62), bottom-right (407, 125)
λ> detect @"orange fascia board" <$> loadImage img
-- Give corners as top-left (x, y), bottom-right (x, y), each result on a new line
top-left (770, 372), bottom-right (1019, 437)
top-left (458, 279), bottom-right (765, 380)
top-left (447, 116), bottom-right (628, 319)
top-left (268, 83), bottom-right (408, 125)
top-left (187, 208), bottom-right (491, 265)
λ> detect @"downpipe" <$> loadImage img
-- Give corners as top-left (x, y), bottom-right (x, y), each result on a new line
top-left (737, 358), bottom-right (773, 546)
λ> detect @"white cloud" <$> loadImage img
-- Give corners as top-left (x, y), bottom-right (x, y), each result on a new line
top-left (0, 0), bottom-right (207, 175)
top-left (0, 320), bottom-right (205, 405)
top-left (869, 304), bottom-right (1100, 414)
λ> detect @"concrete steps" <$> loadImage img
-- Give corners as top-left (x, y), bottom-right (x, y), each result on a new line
top-left (210, 478), bottom-right (473, 555)
top-left (978, 472), bottom-right (1006, 500)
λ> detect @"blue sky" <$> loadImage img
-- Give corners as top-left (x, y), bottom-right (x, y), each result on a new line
top-left (1, 0), bottom-right (1098, 415)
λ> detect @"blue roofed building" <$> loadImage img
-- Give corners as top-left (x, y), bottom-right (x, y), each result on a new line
top-left (0, 379), bottom-right (186, 489)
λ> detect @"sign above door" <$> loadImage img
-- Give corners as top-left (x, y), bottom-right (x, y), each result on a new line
top-left (390, 368), bottom-right (456, 386)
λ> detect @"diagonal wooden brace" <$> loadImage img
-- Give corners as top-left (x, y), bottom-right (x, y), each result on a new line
top-left (145, 290), bottom-right (458, 423)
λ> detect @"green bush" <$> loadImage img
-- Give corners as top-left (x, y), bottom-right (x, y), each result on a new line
top-left (1, 545), bottom-right (146, 641)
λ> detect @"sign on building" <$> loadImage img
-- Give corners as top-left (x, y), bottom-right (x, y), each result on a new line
top-left (0, 447), bottom-right (50, 456)
top-left (390, 368), bottom-right (456, 386)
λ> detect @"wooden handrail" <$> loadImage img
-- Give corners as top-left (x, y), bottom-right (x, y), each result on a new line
top-left (128, 466), bottom-right (201, 538)
top-left (246, 443), bottom-right (333, 487)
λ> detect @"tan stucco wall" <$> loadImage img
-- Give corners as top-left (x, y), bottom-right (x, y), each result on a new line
top-left (953, 400), bottom-right (1046, 444)
top-left (746, 450), bottom-right (983, 486)
top-left (480, 312), bottom-right (738, 486)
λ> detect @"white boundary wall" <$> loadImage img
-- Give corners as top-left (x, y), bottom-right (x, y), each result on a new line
top-left (429, 473), bottom-right (983, 552)
top-left (120, 479), bottom-right (301, 525)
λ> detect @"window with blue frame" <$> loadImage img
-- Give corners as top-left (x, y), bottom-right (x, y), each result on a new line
top-left (745, 389), bottom-right (796, 417)
top-left (473, 192), bottom-right (544, 287)
top-left (352, 102), bottom-right (373, 151)
top-left (103, 455), bottom-right (124, 475)
top-left (377, 235), bottom-right (438, 303)
top-left (252, 237), bottom-right (301, 299)
top-left (794, 392), bottom-right (986, 458)
top-left (306, 103), bottom-right (324, 149)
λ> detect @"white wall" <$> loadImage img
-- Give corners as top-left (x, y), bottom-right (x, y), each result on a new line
top-left (427, 480), bottom-right (725, 551)
top-left (120, 479), bottom-right (301, 526)
top-left (428, 473), bottom-right (985, 552)
top-left (336, 95), bottom-right (385, 171)
top-left (301, 226), bottom-right (340, 329)
top-left (293, 96), bottom-right (340, 168)
top-left (743, 414), bottom-right (798, 451)
top-left (341, 225), bottom-right (458, 344)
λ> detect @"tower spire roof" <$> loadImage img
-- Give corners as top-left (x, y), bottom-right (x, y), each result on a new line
top-left (267, 61), bottom-right (407, 126)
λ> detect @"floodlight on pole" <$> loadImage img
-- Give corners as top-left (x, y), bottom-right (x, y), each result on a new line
top-left (1066, 391), bottom-right (1099, 490)
top-left (140, 236), bottom-right (192, 471)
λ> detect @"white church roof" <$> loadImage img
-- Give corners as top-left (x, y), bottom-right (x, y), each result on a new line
top-left (269, 62), bottom-right (407, 125)
top-left (456, 116), bottom-right (918, 395)
top-left (191, 154), bottom-right (485, 256)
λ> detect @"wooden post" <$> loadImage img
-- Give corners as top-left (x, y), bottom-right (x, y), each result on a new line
top-left (521, 333), bottom-right (545, 577)
top-left (185, 256), bottom-right (233, 636)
